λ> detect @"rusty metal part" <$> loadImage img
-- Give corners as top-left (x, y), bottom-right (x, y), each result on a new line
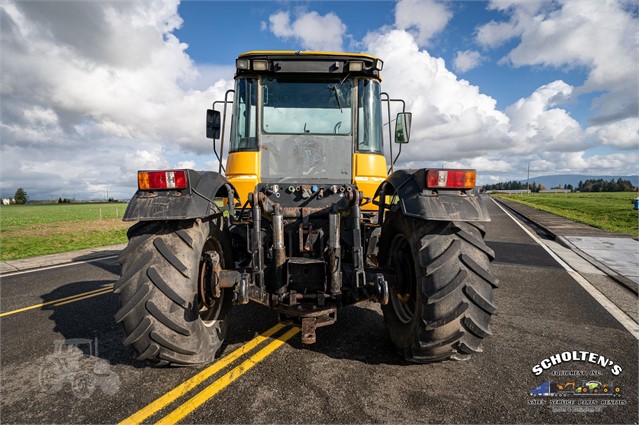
top-left (351, 190), bottom-right (366, 288)
top-left (277, 304), bottom-right (337, 344)
top-left (250, 191), bottom-right (265, 289)
top-left (282, 206), bottom-right (328, 218)
top-left (198, 257), bottom-right (212, 307)
top-left (277, 304), bottom-right (336, 321)
top-left (247, 283), bottom-right (270, 306)
top-left (287, 257), bottom-right (326, 293)
top-left (375, 273), bottom-right (389, 305)
top-left (199, 251), bottom-right (221, 309)
top-left (235, 273), bottom-right (249, 305)
top-left (200, 251), bottom-right (243, 308)
top-left (301, 317), bottom-right (317, 344)
top-left (298, 223), bottom-right (324, 254)
top-left (217, 270), bottom-right (241, 288)
top-left (272, 204), bottom-right (286, 294)
top-left (292, 292), bottom-right (326, 305)
top-left (328, 211), bottom-right (342, 296)
top-left (210, 252), bottom-right (222, 299)
top-left (304, 227), bottom-right (323, 252)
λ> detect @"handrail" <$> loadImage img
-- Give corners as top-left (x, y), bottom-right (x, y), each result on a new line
top-left (211, 89), bottom-right (235, 174)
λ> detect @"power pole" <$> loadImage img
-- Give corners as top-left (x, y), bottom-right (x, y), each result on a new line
top-left (527, 162), bottom-right (530, 194)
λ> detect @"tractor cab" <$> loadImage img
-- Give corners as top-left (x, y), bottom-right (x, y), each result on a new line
top-left (206, 51), bottom-right (411, 208)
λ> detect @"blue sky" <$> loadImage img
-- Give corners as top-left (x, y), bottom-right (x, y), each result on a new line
top-left (1, 0), bottom-right (637, 200)
top-left (174, 1), bottom-right (592, 120)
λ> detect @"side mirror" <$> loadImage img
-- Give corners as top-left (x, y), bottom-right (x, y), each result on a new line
top-left (206, 109), bottom-right (221, 140)
top-left (394, 112), bottom-right (412, 144)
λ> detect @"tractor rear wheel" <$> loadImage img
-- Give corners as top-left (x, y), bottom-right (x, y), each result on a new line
top-left (379, 212), bottom-right (497, 362)
top-left (114, 217), bottom-right (232, 366)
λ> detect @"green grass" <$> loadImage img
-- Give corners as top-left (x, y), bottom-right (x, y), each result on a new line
top-left (1, 203), bottom-right (126, 229)
top-left (0, 203), bottom-right (131, 261)
top-left (493, 192), bottom-right (639, 237)
top-left (2, 194), bottom-right (637, 261)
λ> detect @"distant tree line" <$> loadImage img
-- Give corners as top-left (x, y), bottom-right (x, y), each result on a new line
top-left (577, 178), bottom-right (636, 192)
top-left (483, 178), bottom-right (636, 193)
top-left (482, 181), bottom-right (547, 192)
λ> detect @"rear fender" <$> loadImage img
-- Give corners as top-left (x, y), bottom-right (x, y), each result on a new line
top-left (123, 170), bottom-right (238, 221)
top-left (374, 169), bottom-right (490, 222)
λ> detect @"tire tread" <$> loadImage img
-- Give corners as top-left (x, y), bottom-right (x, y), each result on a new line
top-left (380, 214), bottom-right (497, 364)
top-left (115, 219), bottom-right (231, 366)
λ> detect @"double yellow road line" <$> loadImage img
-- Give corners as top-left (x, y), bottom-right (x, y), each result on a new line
top-left (120, 323), bottom-right (300, 425)
top-left (0, 285), bottom-right (113, 317)
top-left (2, 284), bottom-right (299, 423)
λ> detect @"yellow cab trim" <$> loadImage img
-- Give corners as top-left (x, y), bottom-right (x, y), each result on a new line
top-left (239, 50), bottom-right (380, 61)
top-left (353, 153), bottom-right (388, 211)
top-left (225, 151), bottom-right (260, 204)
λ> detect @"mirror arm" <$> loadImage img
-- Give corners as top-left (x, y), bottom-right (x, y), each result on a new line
top-left (392, 143), bottom-right (403, 168)
top-left (381, 95), bottom-right (407, 174)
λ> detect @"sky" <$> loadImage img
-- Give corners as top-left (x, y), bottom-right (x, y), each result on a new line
top-left (1, 0), bottom-right (638, 200)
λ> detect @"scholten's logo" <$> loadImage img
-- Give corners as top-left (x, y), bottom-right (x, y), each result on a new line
top-left (531, 351), bottom-right (622, 376)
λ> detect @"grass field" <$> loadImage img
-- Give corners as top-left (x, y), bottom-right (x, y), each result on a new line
top-left (0, 203), bottom-right (131, 261)
top-left (493, 192), bottom-right (639, 237)
top-left (1, 193), bottom-right (637, 261)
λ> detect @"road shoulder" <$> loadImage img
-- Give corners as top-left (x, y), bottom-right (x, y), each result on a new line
top-left (0, 244), bottom-right (127, 275)
top-left (491, 195), bottom-right (639, 295)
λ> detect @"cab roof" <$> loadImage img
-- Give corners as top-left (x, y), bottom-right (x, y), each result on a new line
top-left (238, 50), bottom-right (379, 61)
top-left (235, 50), bottom-right (383, 79)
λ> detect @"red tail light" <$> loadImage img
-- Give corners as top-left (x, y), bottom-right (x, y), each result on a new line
top-left (426, 169), bottom-right (476, 190)
top-left (138, 170), bottom-right (188, 190)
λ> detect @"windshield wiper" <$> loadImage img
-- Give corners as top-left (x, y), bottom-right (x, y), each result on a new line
top-left (329, 85), bottom-right (342, 112)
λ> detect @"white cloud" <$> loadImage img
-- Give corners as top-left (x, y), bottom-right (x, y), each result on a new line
top-left (537, 151), bottom-right (639, 176)
top-left (394, 0), bottom-right (452, 46)
top-left (175, 160), bottom-right (197, 169)
top-left (180, 64), bottom-right (235, 91)
top-left (476, 0), bottom-right (639, 126)
top-left (453, 50), bottom-right (483, 73)
top-left (475, 0), bottom-right (551, 48)
top-left (268, 10), bottom-right (346, 51)
top-left (468, 0), bottom-right (639, 180)
top-left (364, 30), bottom-right (512, 162)
top-left (475, 20), bottom-right (518, 48)
top-left (0, 0), bottom-right (232, 199)
top-left (361, 26), bottom-right (633, 181)
top-left (587, 118), bottom-right (639, 150)
top-left (504, 80), bottom-right (585, 154)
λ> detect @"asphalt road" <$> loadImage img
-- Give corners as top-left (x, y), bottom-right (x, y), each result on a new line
top-left (1, 199), bottom-right (637, 424)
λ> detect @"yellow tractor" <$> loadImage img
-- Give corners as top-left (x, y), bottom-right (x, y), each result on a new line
top-left (115, 51), bottom-right (497, 366)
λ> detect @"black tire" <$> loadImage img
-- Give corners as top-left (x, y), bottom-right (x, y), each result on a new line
top-left (114, 218), bottom-right (232, 366)
top-left (379, 212), bottom-right (498, 363)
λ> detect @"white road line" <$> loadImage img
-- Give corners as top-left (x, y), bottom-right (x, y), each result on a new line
top-left (0, 255), bottom-right (119, 278)
top-left (490, 197), bottom-right (639, 340)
